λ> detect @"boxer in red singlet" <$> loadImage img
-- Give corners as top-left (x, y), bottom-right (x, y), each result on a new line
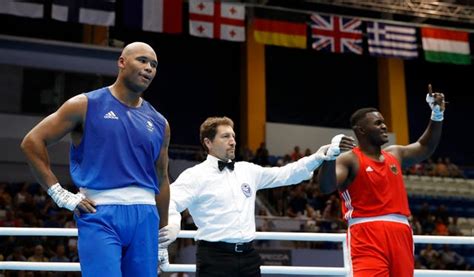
top-left (318, 85), bottom-right (446, 276)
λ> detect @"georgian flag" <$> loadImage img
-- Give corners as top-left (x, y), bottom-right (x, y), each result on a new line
top-left (189, 0), bottom-right (246, 42)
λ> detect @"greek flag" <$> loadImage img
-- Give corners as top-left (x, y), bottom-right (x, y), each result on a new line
top-left (367, 21), bottom-right (418, 59)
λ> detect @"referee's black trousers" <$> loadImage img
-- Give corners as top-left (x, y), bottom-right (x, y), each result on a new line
top-left (196, 241), bottom-right (262, 277)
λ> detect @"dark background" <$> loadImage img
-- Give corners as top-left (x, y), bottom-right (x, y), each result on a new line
top-left (1, 2), bottom-right (473, 166)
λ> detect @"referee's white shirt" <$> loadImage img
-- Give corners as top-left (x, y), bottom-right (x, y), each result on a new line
top-left (169, 153), bottom-right (325, 243)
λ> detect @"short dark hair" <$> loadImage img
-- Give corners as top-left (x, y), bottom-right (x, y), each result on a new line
top-left (200, 116), bottom-right (234, 152)
top-left (350, 107), bottom-right (379, 128)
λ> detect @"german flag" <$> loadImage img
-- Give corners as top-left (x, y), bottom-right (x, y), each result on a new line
top-left (253, 8), bottom-right (307, 49)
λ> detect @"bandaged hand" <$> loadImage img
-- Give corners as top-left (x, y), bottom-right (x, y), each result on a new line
top-left (159, 224), bottom-right (180, 248)
top-left (47, 183), bottom-right (85, 211)
top-left (315, 134), bottom-right (355, 161)
top-left (158, 247), bottom-right (169, 271)
top-left (426, 84), bottom-right (445, 121)
top-left (325, 134), bottom-right (344, 160)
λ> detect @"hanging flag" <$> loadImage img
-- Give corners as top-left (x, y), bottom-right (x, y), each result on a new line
top-left (421, 27), bottom-right (470, 65)
top-left (123, 0), bottom-right (182, 34)
top-left (367, 21), bottom-right (418, 59)
top-left (253, 8), bottom-right (307, 49)
top-left (310, 13), bottom-right (362, 54)
top-left (189, 0), bottom-right (245, 42)
top-left (0, 0), bottom-right (44, 18)
top-left (52, 0), bottom-right (115, 27)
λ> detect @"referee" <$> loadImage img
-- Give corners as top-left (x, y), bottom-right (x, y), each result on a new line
top-left (159, 116), bottom-right (354, 276)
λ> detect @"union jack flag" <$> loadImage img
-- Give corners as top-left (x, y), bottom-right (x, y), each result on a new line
top-left (310, 13), bottom-right (363, 54)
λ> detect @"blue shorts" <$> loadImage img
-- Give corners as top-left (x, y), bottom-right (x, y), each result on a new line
top-left (75, 205), bottom-right (159, 277)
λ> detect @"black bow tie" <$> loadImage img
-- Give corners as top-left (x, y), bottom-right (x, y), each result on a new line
top-left (218, 160), bottom-right (235, 171)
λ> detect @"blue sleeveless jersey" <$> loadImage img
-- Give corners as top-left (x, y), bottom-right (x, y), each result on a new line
top-left (70, 87), bottom-right (166, 193)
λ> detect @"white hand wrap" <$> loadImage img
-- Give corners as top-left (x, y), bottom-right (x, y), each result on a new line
top-left (158, 248), bottom-right (170, 270)
top-left (159, 224), bottom-right (180, 248)
top-left (325, 134), bottom-right (344, 160)
top-left (426, 93), bottom-right (444, 121)
top-left (47, 183), bottom-right (85, 211)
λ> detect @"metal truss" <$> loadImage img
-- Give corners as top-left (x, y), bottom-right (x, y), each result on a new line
top-left (304, 0), bottom-right (474, 23)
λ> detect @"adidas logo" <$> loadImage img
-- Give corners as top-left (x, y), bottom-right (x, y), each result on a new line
top-left (104, 111), bottom-right (119, 120)
top-left (366, 166), bottom-right (374, 172)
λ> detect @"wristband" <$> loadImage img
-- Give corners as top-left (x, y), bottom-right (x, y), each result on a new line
top-left (47, 183), bottom-right (85, 211)
top-left (431, 105), bottom-right (444, 122)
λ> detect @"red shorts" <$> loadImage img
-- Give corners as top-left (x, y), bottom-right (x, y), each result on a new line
top-left (348, 220), bottom-right (414, 277)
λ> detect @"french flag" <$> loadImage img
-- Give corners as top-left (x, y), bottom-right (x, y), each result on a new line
top-left (123, 0), bottom-right (182, 34)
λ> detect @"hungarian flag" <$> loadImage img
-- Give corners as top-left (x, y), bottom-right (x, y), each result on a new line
top-left (123, 0), bottom-right (182, 34)
top-left (422, 27), bottom-right (471, 65)
top-left (0, 0), bottom-right (44, 18)
top-left (253, 8), bottom-right (307, 49)
top-left (189, 0), bottom-right (245, 42)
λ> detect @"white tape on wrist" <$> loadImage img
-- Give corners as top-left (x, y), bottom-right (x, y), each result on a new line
top-left (426, 93), bottom-right (444, 121)
top-left (431, 105), bottom-right (444, 121)
top-left (158, 248), bottom-right (170, 270)
top-left (325, 134), bottom-right (344, 160)
top-left (47, 183), bottom-right (85, 211)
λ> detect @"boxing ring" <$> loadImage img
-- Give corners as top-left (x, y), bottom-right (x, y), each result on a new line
top-left (0, 227), bottom-right (473, 276)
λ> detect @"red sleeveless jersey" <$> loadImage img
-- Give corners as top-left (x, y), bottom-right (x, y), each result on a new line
top-left (339, 147), bottom-right (410, 221)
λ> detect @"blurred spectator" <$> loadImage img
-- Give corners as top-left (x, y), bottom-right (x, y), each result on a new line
top-left (17, 193), bottom-right (38, 227)
top-left (50, 244), bottom-right (69, 277)
top-left (238, 145), bottom-right (254, 162)
top-left (447, 217), bottom-right (462, 236)
top-left (5, 247), bottom-right (27, 277)
top-left (0, 183), bottom-right (13, 208)
top-left (434, 217), bottom-right (448, 236)
top-left (435, 205), bottom-right (449, 225)
top-left (27, 244), bottom-right (48, 277)
top-left (319, 194), bottom-right (343, 233)
top-left (256, 209), bottom-right (275, 248)
top-left (286, 186), bottom-right (310, 217)
top-left (307, 187), bottom-right (328, 217)
top-left (50, 244), bottom-right (69, 263)
top-left (440, 245), bottom-right (470, 270)
top-left (0, 210), bottom-right (22, 227)
top-left (424, 158), bottom-right (436, 176)
top-left (6, 246), bottom-right (27, 262)
top-left (303, 148), bottom-right (312, 157)
top-left (270, 187), bottom-right (289, 216)
top-left (67, 239), bottom-right (79, 263)
top-left (445, 158), bottom-right (465, 178)
top-left (253, 142), bottom-right (270, 166)
top-left (415, 257), bottom-right (427, 269)
top-left (290, 146), bottom-right (303, 161)
top-left (276, 154), bottom-right (291, 166)
top-left (422, 216), bottom-right (436, 235)
top-left (417, 202), bottom-right (432, 226)
top-left (420, 244), bottom-right (439, 269)
top-left (407, 163), bottom-right (424, 176)
top-left (28, 244), bottom-right (48, 262)
top-left (14, 183), bottom-right (30, 206)
top-left (434, 157), bottom-right (449, 177)
top-left (410, 216), bottom-right (423, 235)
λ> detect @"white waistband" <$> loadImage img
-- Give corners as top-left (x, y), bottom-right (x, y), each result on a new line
top-left (348, 214), bottom-right (409, 227)
top-left (79, 186), bottom-right (156, 205)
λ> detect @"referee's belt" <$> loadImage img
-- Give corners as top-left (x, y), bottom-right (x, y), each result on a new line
top-left (197, 240), bottom-right (254, 253)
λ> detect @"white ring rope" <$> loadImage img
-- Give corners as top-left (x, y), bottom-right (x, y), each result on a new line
top-left (1, 227), bottom-right (473, 276)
